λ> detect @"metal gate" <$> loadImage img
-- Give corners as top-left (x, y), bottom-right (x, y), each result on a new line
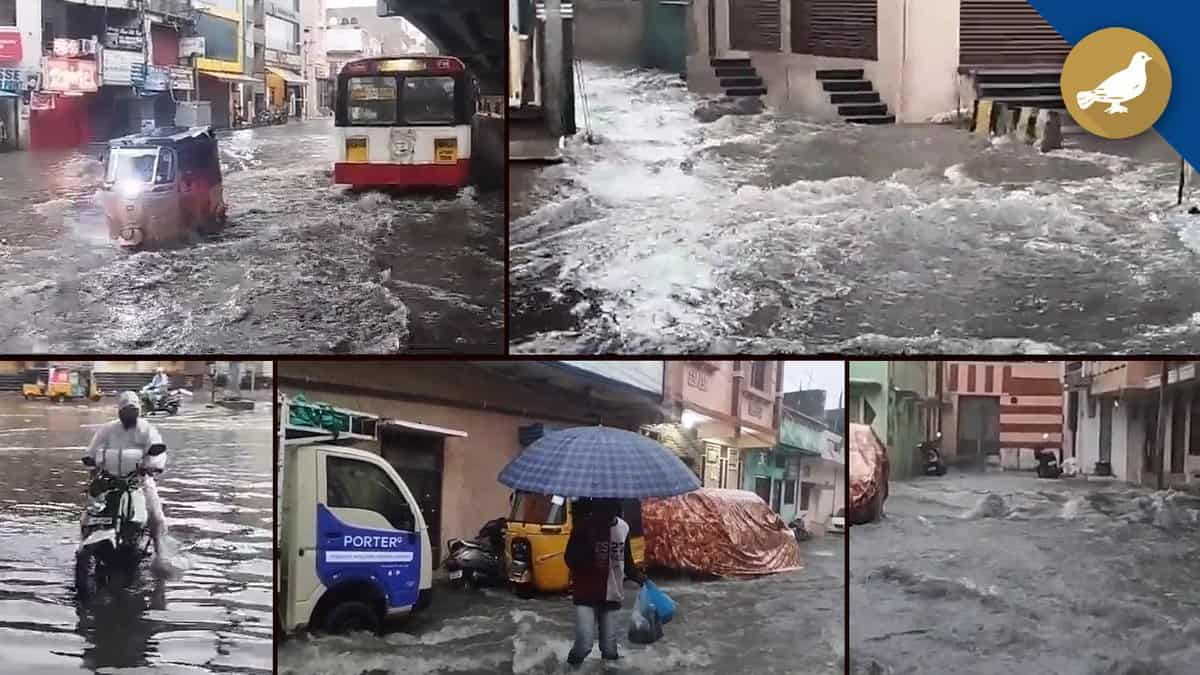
top-left (792, 0), bottom-right (877, 59)
top-left (959, 0), bottom-right (1070, 67)
top-left (957, 396), bottom-right (1000, 463)
top-left (730, 0), bottom-right (781, 52)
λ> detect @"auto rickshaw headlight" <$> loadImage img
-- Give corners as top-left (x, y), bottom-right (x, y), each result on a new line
top-left (118, 180), bottom-right (145, 197)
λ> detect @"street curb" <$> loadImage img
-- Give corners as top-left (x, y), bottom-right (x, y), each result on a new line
top-left (972, 98), bottom-right (1063, 152)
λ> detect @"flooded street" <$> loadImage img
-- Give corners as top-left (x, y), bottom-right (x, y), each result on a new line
top-left (0, 393), bottom-right (273, 674)
top-left (0, 120), bottom-right (504, 354)
top-left (510, 64), bottom-right (1197, 355)
top-left (849, 471), bottom-right (1200, 675)
top-left (278, 536), bottom-right (844, 675)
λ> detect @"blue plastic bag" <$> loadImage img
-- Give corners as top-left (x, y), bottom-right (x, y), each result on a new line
top-left (628, 585), bottom-right (663, 644)
top-left (642, 580), bottom-right (676, 624)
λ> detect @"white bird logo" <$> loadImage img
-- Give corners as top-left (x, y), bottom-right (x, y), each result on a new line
top-left (1075, 51), bottom-right (1153, 114)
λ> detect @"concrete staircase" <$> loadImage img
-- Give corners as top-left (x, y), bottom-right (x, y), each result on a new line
top-left (971, 67), bottom-right (1079, 133)
top-left (816, 69), bottom-right (894, 124)
top-left (712, 58), bottom-right (767, 97)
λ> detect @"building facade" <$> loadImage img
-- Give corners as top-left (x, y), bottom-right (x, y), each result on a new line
top-left (689, 0), bottom-right (1070, 123)
top-left (300, 0), bottom-right (329, 115)
top-left (941, 361), bottom-right (1063, 467)
top-left (276, 361), bottom-right (665, 568)
top-left (1064, 361), bottom-right (1200, 487)
top-left (848, 361), bottom-right (937, 479)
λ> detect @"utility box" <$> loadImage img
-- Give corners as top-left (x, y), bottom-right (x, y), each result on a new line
top-left (176, 101), bottom-right (211, 127)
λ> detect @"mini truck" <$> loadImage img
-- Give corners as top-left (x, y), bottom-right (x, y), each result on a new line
top-left (276, 394), bottom-right (433, 636)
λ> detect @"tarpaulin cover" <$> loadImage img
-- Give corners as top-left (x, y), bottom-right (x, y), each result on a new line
top-left (642, 487), bottom-right (802, 577)
top-left (849, 423), bottom-right (889, 525)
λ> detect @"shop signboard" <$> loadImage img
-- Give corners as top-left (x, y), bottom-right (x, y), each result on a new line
top-left (179, 38), bottom-right (206, 59)
top-left (42, 58), bottom-right (99, 94)
top-left (105, 26), bottom-right (145, 52)
top-left (53, 39), bottom-right (98, 59)
top-left (102, 49), bottom-right (143, 86)
top-left (0, 28), bottom-right (21, 64)
top-left (144, 66), bottom-right (171, 92)
top-left (169, 65), bottom-right (195, 90)
top-left (30, 92), bottom-right (55, 110)
top-left (0, 67), bottom-right (22, 92)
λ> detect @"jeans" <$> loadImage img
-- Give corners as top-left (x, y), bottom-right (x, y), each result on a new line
top-left (567, 604), bottom-right (619, 664)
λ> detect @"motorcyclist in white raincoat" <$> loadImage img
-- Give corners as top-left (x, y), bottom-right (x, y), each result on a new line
top-left (82, 391), bottom-right (167, 556)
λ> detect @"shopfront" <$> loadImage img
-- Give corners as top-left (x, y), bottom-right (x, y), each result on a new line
top-left (31, 42), bottom-right (101, 149)
top-left (0, 25), bottom-right (21, 150)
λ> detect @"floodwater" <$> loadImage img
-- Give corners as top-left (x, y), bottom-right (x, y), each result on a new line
top-left (850, 471), bottom-right (1200, 674)
top-left (277, 535), bottom-right (844, 675)
top-left (509, 64), bottom-right (1198, 354)
top-left (0, 120), bottom-right (504, 354)
top-left (0, 393), bottom-right (273, 674)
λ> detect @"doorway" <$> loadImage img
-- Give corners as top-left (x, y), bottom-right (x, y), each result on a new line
top-left (754, 476), bottom-right (771, 504)
top-left (957, 396), bottom-right (1000, 465)
top-left (379, 427), bottom-right (445, 566)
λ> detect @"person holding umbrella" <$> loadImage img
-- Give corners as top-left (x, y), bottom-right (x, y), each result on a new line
top-left (497, 425), bottom-right (700, 667)
top-left (563, 498), bottom-right (645, 665)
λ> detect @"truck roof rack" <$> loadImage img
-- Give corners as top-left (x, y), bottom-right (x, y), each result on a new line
top-left (278, 392), bottom-right (379, 446)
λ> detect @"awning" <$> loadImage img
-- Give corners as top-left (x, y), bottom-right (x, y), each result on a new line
top-left (199, 70), bottom-right (261, 84)
top-left (0, 90), bottom-right (18, 98)
top-left (380, 419), bottom-right (468, 438)
top-left (266, 66), bottom-right (306, 85)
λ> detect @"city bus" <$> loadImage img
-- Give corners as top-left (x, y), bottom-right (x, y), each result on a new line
top-left (333, 55), bottom-right (477, 190)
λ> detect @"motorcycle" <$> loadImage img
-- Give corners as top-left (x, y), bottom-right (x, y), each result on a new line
top-left (140, 387), bottom-right (181, 415)
top-left (75, 446), bottom-right (165, 600)
top-left (921, 432), bottom-right (948, 476)
top-left (789, 517), bottom-right (812, 543)
top-left (444, 517), bottom-right (505, 589)
top-left (1036, 449), bottom-right (1063, 479)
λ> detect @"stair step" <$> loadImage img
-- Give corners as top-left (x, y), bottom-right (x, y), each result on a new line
top-left (972, 69), bottom-right (1062, 85)
top-left (838, 102), bottom-right (889, 117)
top-left (829, 91), bottom-right (880, 104)
top-left (712, 58), bottom-right (753, 67)
top-left (978, 82), bottom-right (1061, 92)
top-left (822, 79), bottom-right (872, 92)
top-left (719, 76), bottom-right (764, 88)
top-left (815, 68), bottom-right (864, 81)
top-left (844, 114), bottom-right (896, 125)
top-left (983, 95), bottom-right (1065, 107)
top-left (725, 86), bottom-right (767, 97)
top-left (714, 66), bottom-right (757, 78)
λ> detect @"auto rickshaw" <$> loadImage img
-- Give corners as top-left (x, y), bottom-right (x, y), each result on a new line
top-left (505, 492), bottom-right (645, 598)
top-left (22, 366), bottom-right (102, 402)
top-left (98, 126), bottom-right (226, 249)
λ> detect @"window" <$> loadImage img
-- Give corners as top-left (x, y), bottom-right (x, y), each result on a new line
top-left (750, 362), bottom-right (767, 390)
top-left (195, 12), bottom-right (239, 62)
top-left (783, 479), bottom-right (796, 505)
top-left (401, 75), bottom-right (456, 124)
top-left (774, 453), bottom-right (786, 469)
top-left (326, 456), bottom-right (416, 532)
top-left (266, 15), bottom-right (298, 53)
top-left (346, 76), bottom-right (397, 124)
top-left (0, 1), bottom-right (15, 27)
top-left (800, 482), bottom-right (814, 509)
top-left (509, 492), bottom-right (566, 525)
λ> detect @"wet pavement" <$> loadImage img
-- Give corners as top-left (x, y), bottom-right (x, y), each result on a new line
top-left (0, 392), bottom-right (273, 674)
top-left (277, 535), bottom-right (844, 675)
top-left (0, 120), bottom-right (504, 354)
top-left (510, 64), bottom-right (1198, 355)
top-left (849, 470), bottom-right (1200, 675)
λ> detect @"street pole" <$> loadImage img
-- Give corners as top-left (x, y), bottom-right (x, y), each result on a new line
top-left (543, 0), bottom-right (564, 138)
top-left (1155, 361), bottom-right (1168, 490)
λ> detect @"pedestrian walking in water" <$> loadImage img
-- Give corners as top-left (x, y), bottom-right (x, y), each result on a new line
top-left (563, 498), bottom-right (645, 666)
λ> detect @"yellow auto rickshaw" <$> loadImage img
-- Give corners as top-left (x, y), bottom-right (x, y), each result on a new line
top-left (505, 492), bottom-right (645, 598)
top-left (22, 367), bottom-right (103, 402)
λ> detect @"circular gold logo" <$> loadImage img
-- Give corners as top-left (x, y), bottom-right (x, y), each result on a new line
top-left (1061, 27), bottom-right (1171, 139)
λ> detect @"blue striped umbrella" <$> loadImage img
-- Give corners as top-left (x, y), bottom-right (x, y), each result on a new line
top-left (498, 426), bottom-right (701, 498)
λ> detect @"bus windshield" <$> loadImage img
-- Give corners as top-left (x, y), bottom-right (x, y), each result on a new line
top-left (342, 73), bottom-right (457, 125)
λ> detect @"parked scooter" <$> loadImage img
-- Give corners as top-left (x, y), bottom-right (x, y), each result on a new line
top-left (444, 517), bottom-right (506, 589)
top-left (789, 517), bottom-right (812, 543)
top-left (921, 432), bottom-right (948, 476)
top-left (1035, 433), bottom-right (1062, 479)
top-left (76, 446), bottom-right (166, 600)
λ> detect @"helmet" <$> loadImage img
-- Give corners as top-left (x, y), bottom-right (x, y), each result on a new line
top-left (118, 391), bottom-right (140, 411)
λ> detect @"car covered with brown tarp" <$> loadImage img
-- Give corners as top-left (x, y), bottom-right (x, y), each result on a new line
top-left (642, 487), bottom-right (802, 577)
top-left (849, 423), bottom-right (889, 525)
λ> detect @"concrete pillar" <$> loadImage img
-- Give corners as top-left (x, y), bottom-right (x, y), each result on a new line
top-left (1034, 109), bottom-right (1062, 152)
top-left (543, 0), bottom-right (564, 137)
top-left (1011, 106), bottom-right (1037, 144)
top-left (972, 99), bottom-right (993, 136)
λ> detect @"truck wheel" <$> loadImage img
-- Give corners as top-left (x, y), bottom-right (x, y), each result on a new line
top-left (323, 600), bottom-right (380, 635)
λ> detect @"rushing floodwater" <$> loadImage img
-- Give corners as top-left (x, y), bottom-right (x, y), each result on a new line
top-left (510, 64), bottom-right (1197, 355)
top-left (0, 120), bottom-right (504, 354)
top-left (278, 535), bottom-right (844, 675)
top-left (0, 393), bottom-right (273, 674)
top-left (850, 472), bottom-right (1200, 675)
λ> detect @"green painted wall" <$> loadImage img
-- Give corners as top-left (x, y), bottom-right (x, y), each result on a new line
top-left (848, 361), bottom-right (932, 479)
top-left (642, 0), bottom-right (688, 75)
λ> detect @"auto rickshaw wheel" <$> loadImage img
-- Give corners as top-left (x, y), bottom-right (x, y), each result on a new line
top-left (51, 394), bottom-right (64, 404)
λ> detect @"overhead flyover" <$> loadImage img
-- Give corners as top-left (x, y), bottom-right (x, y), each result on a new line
top-left (376, 0), bottom-right (506, 95)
